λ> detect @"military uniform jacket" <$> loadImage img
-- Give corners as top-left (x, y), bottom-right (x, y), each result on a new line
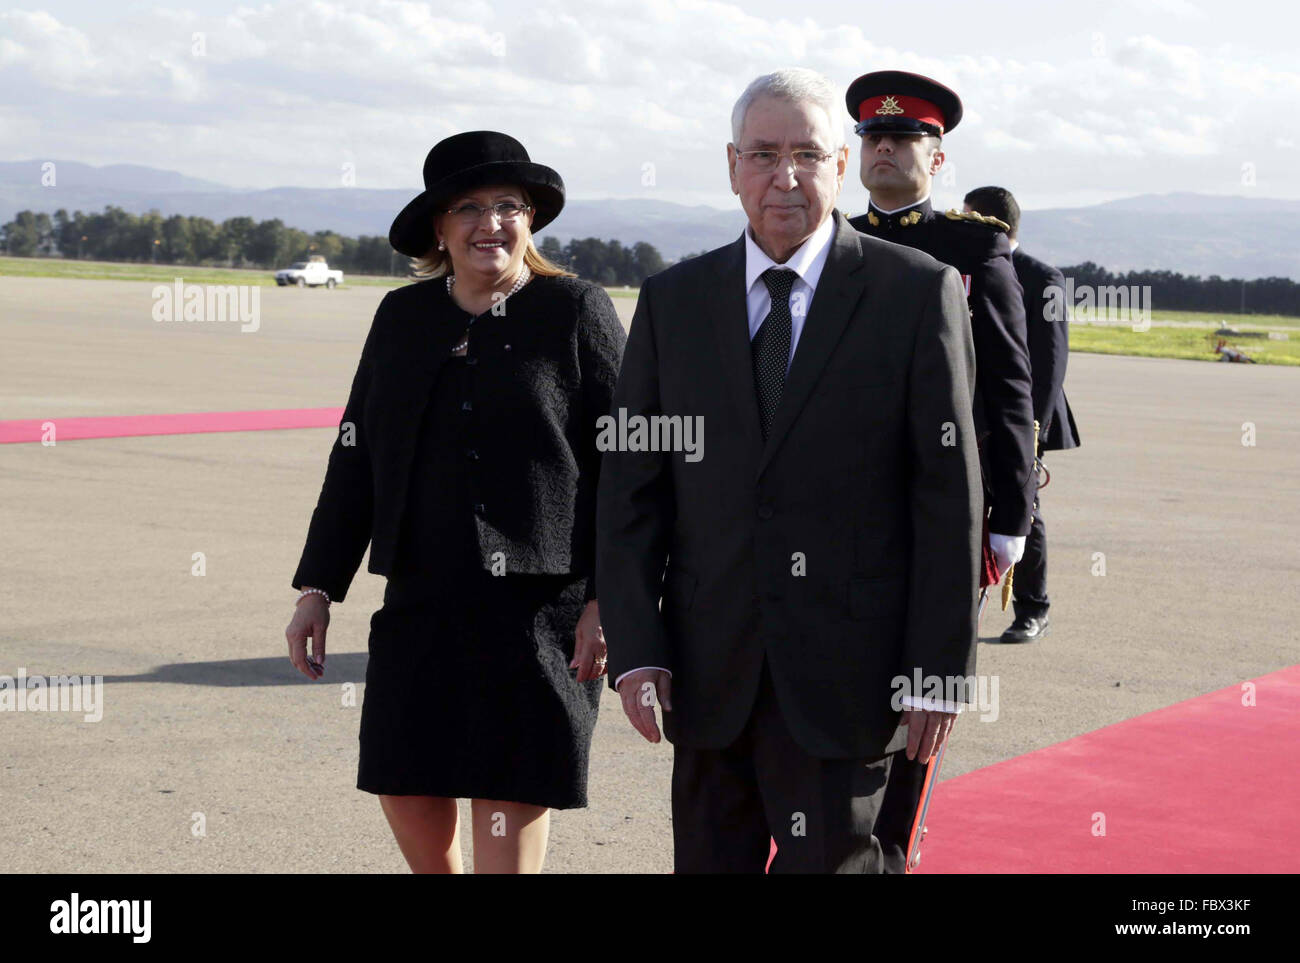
top-left (849, 198), bottom-right (1036, 534)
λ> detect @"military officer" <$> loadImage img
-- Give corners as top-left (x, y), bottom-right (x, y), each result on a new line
top-left (844, 70), bottom-right (1037, 873)
top-left (846, 70), bottom-right (1036, 548)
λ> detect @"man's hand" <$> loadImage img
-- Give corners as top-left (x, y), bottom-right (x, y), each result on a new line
top-left (902, 707), bottom-right (957, 763)
top-left (988, 532), bottom-right (1026, 580)
top-left (616, 668), bottom-right (672, 744)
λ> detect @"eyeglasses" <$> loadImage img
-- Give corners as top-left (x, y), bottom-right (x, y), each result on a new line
top-left (444, 201), bottom-right (533, 223)
top-left (735, 148), bottom-right (834, 173)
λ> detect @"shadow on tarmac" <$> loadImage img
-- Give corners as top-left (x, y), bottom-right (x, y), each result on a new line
top-left (100, 654), bottom-right (369, 686)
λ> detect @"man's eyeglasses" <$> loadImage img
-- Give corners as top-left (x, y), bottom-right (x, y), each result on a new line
top-left (445, 201), bottom-right (533, 223)
top-left (735, 148), bottom-right (833, 173)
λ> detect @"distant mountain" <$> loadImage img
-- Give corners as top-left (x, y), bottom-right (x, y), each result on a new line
top-left (557, 199), bottom-right (744, 261)
top-left (2, 161), bottom-right (1297, 278)
top-left (0, 160), bottom-right (231, 193)
top-left (1090, 191), bottom-right (1300, 214)
top-left (1018, 199), bottom-right (1300, 280)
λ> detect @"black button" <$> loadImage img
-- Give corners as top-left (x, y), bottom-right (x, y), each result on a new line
top-left (474, 502), bottom-right (486, 514)
top-left (466, 449), bottom-right (479, 460)
top-left (757, 505), bottom-right (774, 520)
top-left (465, 356), bottom-right (478, 366)
top-left (461, 400), bottom-right (473, 411)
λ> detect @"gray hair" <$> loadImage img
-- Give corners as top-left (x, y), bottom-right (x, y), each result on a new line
top-left (730, 68), bottom-right (845, 150)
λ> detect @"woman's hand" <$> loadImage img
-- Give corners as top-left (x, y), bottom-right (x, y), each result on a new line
top-left (570, 600), bottom-right (607, 683)
top-left (286, 593), bottom-right (330, 681)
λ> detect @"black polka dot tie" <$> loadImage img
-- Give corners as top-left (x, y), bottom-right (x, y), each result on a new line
top-left (752, 268), bottom-right (796, 439)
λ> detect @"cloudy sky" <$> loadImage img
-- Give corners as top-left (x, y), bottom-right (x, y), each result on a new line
top-left (4, 0), bottom-right (1299, 212)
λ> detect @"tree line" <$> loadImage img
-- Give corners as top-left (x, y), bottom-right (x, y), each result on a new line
top-left (4, 207), bottom-right (1298, 313)
top-left (0, 206), bottom-right (667, 286)
top-left (1059, 262), bottom-right (1300, 317)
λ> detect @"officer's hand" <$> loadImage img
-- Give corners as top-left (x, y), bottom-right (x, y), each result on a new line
top-left (616, 669), bottom-right (672, 744)
top-left (989, 533), bottom-right (1026, 580)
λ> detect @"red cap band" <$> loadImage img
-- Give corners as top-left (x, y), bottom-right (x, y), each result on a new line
top-left (857, 94), bottom-right (946, 132)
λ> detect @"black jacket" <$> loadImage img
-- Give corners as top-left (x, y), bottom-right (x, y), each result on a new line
top-left (1012, 247), bottom-right (1080, 452)
top-left (849, 199), bottom-right (1036, 535)
top-left (597, 211), bottom-right (982, 758)
top-left (292, 274), bottom-right (626, 603)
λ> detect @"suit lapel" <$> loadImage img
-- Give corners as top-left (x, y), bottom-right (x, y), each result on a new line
top-left (757, 210), bottom-right (870, 478)
top-left (710, 235), bottom-right (764, 454)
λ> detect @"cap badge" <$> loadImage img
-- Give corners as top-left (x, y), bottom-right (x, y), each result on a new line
top-left (876, 95), bottom-right (905, 116)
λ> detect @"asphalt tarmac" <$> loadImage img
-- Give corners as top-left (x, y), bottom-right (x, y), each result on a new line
top-left (2, 276), bottom-right (1297, 872)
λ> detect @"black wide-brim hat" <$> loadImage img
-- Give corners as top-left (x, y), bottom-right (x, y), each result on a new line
top-left (845, 70), bottom-right (963, 138)
top-left (388, 131), bottom-right (565, 257)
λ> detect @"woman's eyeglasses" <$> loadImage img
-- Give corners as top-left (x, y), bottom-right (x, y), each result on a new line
top-left (445, 201), bottom-right (533, 223)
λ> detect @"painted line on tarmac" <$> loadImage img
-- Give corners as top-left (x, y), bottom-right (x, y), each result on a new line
top-left (0, 408), bottom-right (344, 444)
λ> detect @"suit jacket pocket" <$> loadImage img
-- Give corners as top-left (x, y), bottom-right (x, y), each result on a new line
top-left (847, 575), bottom-right (905, 621)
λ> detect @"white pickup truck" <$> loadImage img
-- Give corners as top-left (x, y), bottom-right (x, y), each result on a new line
top-left (274, 258), bottom-right (344, 288)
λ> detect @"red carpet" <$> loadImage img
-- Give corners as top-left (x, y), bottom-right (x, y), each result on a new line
top-left (766, 666), bottom-right (1299, 872)
top-left (913, 665), bottom-right (1300, 872)
top-left (0, 408), bottom-right (343, 444)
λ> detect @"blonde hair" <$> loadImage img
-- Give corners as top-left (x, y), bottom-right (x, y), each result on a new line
top-left (408, 186), bottom-right (575, 279)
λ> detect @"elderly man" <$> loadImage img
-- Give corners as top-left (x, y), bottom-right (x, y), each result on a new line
top-left (596, 68), bottom-right (983, 873)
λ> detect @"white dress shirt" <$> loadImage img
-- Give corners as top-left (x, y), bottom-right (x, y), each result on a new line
top-left (613, 214), bottom-right (963, 715)
top-left (742, 211), bottom-right (836, 373)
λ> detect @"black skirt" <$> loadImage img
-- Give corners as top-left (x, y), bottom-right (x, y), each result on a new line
top-left (356, 352), bottom-right (601, 809)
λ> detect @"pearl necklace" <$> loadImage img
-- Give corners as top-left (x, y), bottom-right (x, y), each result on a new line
top-left (447, 265), bottom-right (531, 354)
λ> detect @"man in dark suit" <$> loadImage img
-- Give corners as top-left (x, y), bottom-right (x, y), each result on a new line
top-left (964, 186), bottom-right (1082, 642)
top-left (843, 70), bottom-right (1036, 872)
top-left (596, 68), bottom-right (983, 873)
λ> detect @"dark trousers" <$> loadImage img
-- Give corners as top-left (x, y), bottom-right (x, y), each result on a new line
top-left (1013, 468), bottom-right (1049, 618)
top-left (670, 655), bottom-right (894, 873)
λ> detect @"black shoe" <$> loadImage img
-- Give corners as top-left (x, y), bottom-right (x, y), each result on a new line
top-left (1000, 612), bottom-right (1049, 643)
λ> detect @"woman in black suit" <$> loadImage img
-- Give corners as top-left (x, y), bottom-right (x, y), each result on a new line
top-left (283, 131), bottom-right (625, 873)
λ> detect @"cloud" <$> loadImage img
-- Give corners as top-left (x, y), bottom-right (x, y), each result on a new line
top-left (5, 0), bottom-right (1300, 207)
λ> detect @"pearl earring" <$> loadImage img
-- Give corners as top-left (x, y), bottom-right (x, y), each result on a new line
top-left (437, 239), bottom-right (446, 251)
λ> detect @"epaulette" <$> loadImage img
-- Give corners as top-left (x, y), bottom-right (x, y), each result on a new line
top-left (944, 208), bottom-right (1010, 232)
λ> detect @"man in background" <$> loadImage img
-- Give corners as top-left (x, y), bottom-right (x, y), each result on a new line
top-left (964, 186), bottom-right (1082, 643)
